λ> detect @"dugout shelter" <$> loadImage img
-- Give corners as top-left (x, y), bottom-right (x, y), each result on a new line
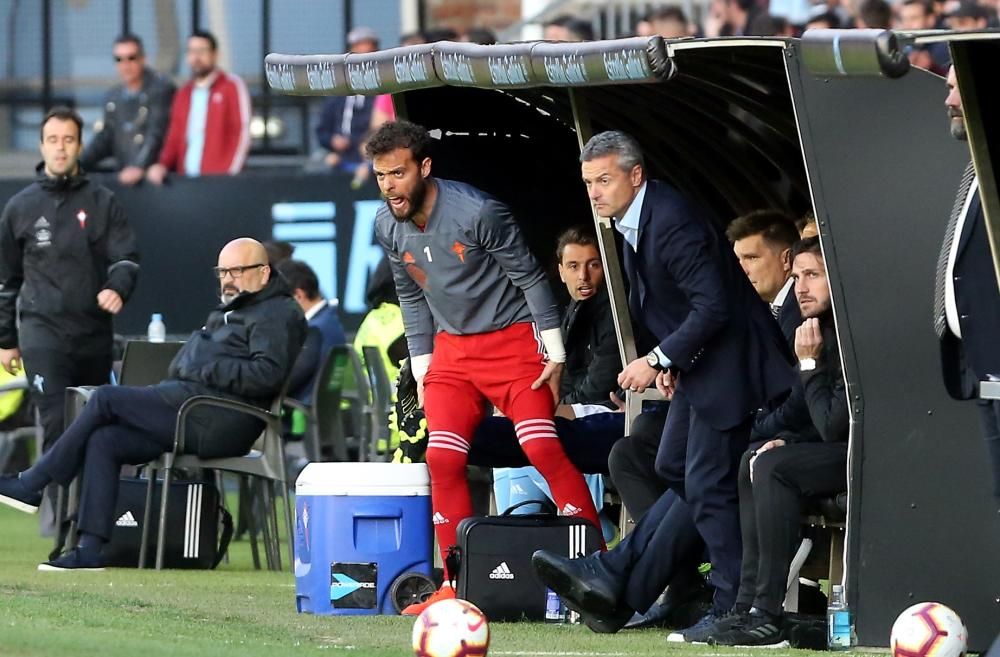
top-left (265, 32), bottom-right (1000, 648)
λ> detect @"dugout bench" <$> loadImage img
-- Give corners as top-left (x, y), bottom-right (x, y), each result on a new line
top-left (265, 32), bottom-right (1000, 648)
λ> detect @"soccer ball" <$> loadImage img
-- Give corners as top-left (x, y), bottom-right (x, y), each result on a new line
top-left (890, 602), bottom-right (967, 657)
top-left (412, 598), bottom-right (490, 657)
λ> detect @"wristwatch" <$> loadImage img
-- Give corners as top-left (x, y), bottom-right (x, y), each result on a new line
top-left (799, 358), bottom-right (817, 372)
top-left (646, 351), bottom-right (663, 371)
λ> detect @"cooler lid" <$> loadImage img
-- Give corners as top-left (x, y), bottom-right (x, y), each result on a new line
top-left (295, 462), bottom-right (430, 496)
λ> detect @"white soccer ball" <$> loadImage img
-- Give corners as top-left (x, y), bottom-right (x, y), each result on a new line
top-left (412, 598), bottom-right (490, 657)
top-left (890, 602), bottom-right (967, 657)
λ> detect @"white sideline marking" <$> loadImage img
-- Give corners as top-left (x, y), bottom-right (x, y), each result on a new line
top-left (492, 652), bottom-right (628, 656)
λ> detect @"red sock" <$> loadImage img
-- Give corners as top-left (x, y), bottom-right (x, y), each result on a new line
top-left (425, 436), bottom-right (473, 578)
top-left (516, 419), bottom-right (606, 551)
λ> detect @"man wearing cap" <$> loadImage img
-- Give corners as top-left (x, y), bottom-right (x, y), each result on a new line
top-left (314, 27), bottom-right (380, 175)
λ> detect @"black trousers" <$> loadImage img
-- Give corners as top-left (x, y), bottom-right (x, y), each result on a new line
top-left (653, 389), bottom-right (750, 613)
top-left (734, 442), bottom-right (847, 616)
top-left (977, 399), bottom-right (1000, 501)
top-left (32, 385), bottom-right (178, 541)
top-left (599, 484), bottom-right (706, 614)
top-left (21, 347), bottom-right (111, 450)
top-left (607, 409), bottom-right (668, 519)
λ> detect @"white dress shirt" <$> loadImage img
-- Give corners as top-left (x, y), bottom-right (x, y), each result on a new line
top-left (945, 177), bottom-right (979, 339)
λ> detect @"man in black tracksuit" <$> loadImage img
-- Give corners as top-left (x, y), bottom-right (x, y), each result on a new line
top-left (0, 107), bottom-right (140, 459)
top-left (0, 238), bottom-right (306, 570)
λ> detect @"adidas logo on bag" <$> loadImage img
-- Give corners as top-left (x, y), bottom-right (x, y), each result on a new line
top-left (489, 561), bottom-right (514, 580)
top-left (561, 503), bottom-right (582, 516)
top-left (432, 512), bottom-right (449, 525)
top-left (116, 511), bottom-right (139, 528)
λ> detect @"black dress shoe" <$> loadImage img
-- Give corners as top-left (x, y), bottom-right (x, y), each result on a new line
top-left (531, 549), bottom-right (622, 617)
top-left (624, 599), bottom-right (676, 630)
top-left (578, 605), bottom-right (634, 634)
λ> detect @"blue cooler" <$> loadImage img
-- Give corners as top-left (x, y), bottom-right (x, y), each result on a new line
top-left (294, 463), bottom-right (432, 615)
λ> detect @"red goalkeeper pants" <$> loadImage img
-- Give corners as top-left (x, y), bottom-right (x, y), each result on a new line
top-left (422, 322), bottom-right (603, 577)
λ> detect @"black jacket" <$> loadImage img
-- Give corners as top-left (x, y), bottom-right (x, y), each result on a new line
top-left (154, 276), bottom-right (307, 458)
top-left (81, 68), bottom-right (175, 171)
top-left (753, 313), bottom-right (848, 444)
top-left (559, 285), bottom-right (622, 405)
top-left (0, 165), bottom-right (139, 352)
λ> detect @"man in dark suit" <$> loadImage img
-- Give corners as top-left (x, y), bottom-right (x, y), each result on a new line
top-left (278, 259), bottom-right (346, 403)
top-left (936, 66), bottom-right (1000, 503)
top-left (533, 131), bottom-right (795, 640)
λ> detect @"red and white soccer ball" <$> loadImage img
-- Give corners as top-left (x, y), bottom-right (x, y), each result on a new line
top-left (890, 602), bottom-right (967, 657)
top-left (412, 598), bottom-right (490, 657)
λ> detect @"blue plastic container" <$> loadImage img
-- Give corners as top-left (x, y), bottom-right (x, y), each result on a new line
top-left (294, 463), bottom-right (432, 615)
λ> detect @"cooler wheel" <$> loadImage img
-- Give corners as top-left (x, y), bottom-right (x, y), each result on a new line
top-left (389, 571), bottom-right (437, 613)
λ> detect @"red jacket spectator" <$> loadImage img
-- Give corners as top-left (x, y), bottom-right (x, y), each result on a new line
top-left (158, 70), bottom-right (250, 176)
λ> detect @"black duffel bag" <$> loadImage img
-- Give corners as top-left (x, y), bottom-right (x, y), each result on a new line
top-left (453, 500), bottom-right (602, 621)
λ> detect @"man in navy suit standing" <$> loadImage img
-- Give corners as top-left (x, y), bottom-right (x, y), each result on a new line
top-left (533, 131), bottom-right (794, 640)
top-left (935, 66), bottom-right (1000, 504)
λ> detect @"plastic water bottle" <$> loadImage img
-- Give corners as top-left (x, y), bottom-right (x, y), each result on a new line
top-left (147, 313), bottom-right (166, 343)
top-left (827, 584), bottom-right (852, 650)
top-left (544, 589), bottom-right (566, 624)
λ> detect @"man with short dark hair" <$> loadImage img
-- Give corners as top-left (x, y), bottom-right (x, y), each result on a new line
top-left (81, 34), bottom-right (175, 185)
top-left (709, 237), bottom-right (848, 647)
top-left (147, 30), bottom-right (250, 183)
top-left (945, 0), bottom-right (990, 29)
top-left (367, 119), bottom-right (602, 614)
top-left (648, 7), bottom-right (690, 38)
top-left (0, 238), bottom-right (306, 571)
top-left (543, 14), bottom-right (595, 41)
top-left (556, 226), bottom-right (620, 405)
top-left (278, 259), bottom-right (346, 402)
top-left (895, 0), bottom-right (950, 75)
top-left (855, 0), bottom-right (892, 28)
top-left (936, 66), bottom-right (1000, 504)
top-left (0, 107), bottom-right (140, 481)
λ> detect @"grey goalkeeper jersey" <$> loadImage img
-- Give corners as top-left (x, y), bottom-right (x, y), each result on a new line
top-left (375, 178), bottom-right (560, 358)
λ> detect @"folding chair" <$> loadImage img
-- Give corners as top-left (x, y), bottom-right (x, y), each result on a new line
top-left (361, 345), bottom-right (395, 462)
top-left (283, 344), bottom-right (351, 462)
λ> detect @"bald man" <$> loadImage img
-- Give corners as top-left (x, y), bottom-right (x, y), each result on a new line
top-left (0, 238), bottom-right (306, 571)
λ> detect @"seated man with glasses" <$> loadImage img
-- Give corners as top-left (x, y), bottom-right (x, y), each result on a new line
top-left (0, 238), bottom-right (306, 571)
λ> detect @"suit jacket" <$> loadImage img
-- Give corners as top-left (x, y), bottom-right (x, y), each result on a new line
top-left (559, 285), bottom-right (622, 405)
top-left (622, 179), bottom-right (795, 430)
top-left (940, 190), bottom-right (1000, 400)
top-left (288, 302), bottom-right (347, 403)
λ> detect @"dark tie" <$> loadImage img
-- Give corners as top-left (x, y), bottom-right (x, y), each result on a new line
top-left (933, 162), bottom-right (976, 338)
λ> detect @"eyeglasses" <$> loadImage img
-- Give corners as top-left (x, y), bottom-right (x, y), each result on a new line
top-left (212, 263), bottom-right (266, 280)
top-left (114, 54), bottom-right (140, 63)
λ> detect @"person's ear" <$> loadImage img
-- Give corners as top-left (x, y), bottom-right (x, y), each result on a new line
top-left (630, 164), bottom-right (643, 187)
top-left (420, 157), bottom-right (432, 178)
top-left (781, 247), bottom-right (791, 272)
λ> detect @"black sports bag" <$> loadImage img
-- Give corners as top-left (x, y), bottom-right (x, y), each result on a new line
top-left (454, 500), bottom-right (603, 621)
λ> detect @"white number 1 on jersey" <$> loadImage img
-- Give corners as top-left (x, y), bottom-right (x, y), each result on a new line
top-left (423, 246), bottom-right (433, 262)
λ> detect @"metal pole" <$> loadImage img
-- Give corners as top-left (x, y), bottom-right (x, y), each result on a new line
top-left (261, 0), bottom-right (271, 151)
top-left (42, 0), bottom-right (52, 110)
top-left (122, 0), bottom-right (131, 34)
top-left (344, 0), bottom-right (353, 48)
top-left (192, 0), bottom-right (200, 33)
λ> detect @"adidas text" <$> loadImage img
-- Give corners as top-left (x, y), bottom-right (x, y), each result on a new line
top-left (489, 562), bottom-right (514, 580)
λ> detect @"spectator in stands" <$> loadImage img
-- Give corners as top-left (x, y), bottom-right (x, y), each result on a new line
top-left (543, 14), bottom-right (595, 41)
top-left (709, 237), bottom-right (848, 647)
top-left (805, 10), bottom-right (842, 29)
top-left (649, 7), bottom-right (691, 38)
top-left (895, 0), bottom-right (950, 75)
top-left (634, 15), bottom-right (656, 36)
top-left (722, 0), bottom-right (765, 35)
top-left (423, 27), bottom-right (459, 42)
top-left (461, 27), bottom-right (497, 44)
top-left (945, 0), bottom-right (991, 29)
top-left (279, 259), bottom-right (346, 404)
top-left (936, 66), bottom-right (1000, 504)
top-left (855, 0), bottom-right (893, 27)
top-left (0, 107), bottom-right (140, 532)
top-left (80, 34), bottom-right (174, 186)
top-left (313, 27), bottom-right (380, 176)
top-left (533, 131), bottom-right (795, 640)
top-left (400, 31), bottom-right (427, 46)
top-left (0, 238), bottom-right (306, 570)
top-left (146, 30), bottom-right (250, 184)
